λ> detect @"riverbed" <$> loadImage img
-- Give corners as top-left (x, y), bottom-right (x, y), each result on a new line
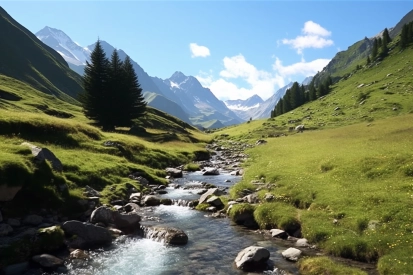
top-left (63, 172), bottom-right (299, 275)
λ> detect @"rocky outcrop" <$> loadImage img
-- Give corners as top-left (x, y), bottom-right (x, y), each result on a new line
top-left (165, 168), bottom-right (183, 178)
top-left (0, 185), bottom-right (22, 202)
top-left (140, 226), bottom-right (188, 245)
top-left (234, 246), bottom-right (270, 271)
top-left (21, 142), bottom-right (63, 172)
top-left (61, 221), bottom-right (112, 249)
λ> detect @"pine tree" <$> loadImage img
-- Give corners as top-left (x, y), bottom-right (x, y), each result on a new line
top-left (400, 24), bottom-right (409, 49)
top-left (383, 28), bottom-right (391, 44)
top-left (366, 55), bottom-right (371, 65)
top-left (108, 50), bottom-right (125, 129)
top-left (309, 82), bottom-right (317, 101)
top-left (121, 56), bottom-right (146, 125)
top-left (82, 40), bottom-right (110, 128)
top-left (371, 38), bottom-right (378, 60)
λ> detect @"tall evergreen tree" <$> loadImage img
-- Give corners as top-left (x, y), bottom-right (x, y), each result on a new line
top-left (366, 55), bottom-right (371, 65)
top-left (383, 28), bottom-right (391, 44)
top-left (371, 38), bottom-right (378, 60)
top-left (82, 40), bottom-right (110, 128)
top-left (108, 50), bottom-right (125, 130)
top-left (121, 56), bottom-right (146, 125)
top-left (400, 24), bottom-right (409, 49)
top-left (309, 82), bottom-right (317, 101)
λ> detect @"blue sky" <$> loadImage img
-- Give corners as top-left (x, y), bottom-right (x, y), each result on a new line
top-left (2, 1), bottom-right (413, 101)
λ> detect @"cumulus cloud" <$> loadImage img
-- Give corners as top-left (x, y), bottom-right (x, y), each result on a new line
top-left (281, 21), bottom-right (333, 54)
top-left (189, 43), bottom-right (210, 58)
top-left (196, 54), bottom-right (330, 101)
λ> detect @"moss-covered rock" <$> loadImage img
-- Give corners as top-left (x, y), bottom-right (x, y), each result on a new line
top-left (0, 226), bottom-right (64, 269)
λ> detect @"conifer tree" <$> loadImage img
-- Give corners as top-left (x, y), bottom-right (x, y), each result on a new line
top-left (366, 55), bottom-right (371, 65)
top-left (371, 38), bottom-right (378, 60)
top-left (383, 28), bottom-right (391, 44)
top-left (82, 40), bottom-right (110, 128)
top-left (121, 56), bottom-right (146, 124)
top-left (309, 82), bottom-right (317, 101)
top-left (108, 50), bottom-right (125, 129)
top-left (400, 24), bottom-right (409, 49)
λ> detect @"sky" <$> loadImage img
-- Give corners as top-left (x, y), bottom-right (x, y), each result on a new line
top-left (2, 1), bottom-right (413, 101)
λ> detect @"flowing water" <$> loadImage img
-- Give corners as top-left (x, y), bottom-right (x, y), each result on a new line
top-left (63, 172), bottom-right (299, 275)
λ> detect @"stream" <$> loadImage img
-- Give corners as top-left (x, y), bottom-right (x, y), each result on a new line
top-left (62, 171), bottom-right (300, 275)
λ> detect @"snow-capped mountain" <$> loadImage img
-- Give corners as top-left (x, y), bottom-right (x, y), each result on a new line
top-left (36, 27), bottom-right (91, 66)
top-left (301, 76), bottom-right (314, 85)
top-left (160, 71), bottom-right (243, 126)
top-left (225, 94), bottom-right (264, 111)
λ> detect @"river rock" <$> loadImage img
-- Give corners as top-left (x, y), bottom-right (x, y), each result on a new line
top-left (295, 238), bottom-right (309, 247)
top-left (23, 215), bottom-right (43, 226)
top-left (143, 195), bottom-right (161, 206)
top-left (230, 170), bottom-right (239, 176)
top-left (0, 223), bottom-right (13, 236)
top-left (281, 247), bottom-right (302, 261)
top-left (124, 203), bottom-right (140, 212)
top-left (165, 168), bottom-right (183, 178)
top-left (32, 254), bottom-right (64, 268)
top-left (61, 220), bottom-right (112, 249)
top-left (234, 246), bottom-right (270, 271)
top-left (206, 196), bottom-right (223, 208)
top-left (84, 185), bottom-right (101, 197)
top-left (113, 212), bottom-right (141, 231)
top-left (21, 142), bottom-right (63, 172)
top-left (90, 206), bottom-right (115, 225)
top-left (141, 226), bottom-right (188, 245)
top-left (270, 229), bottom-right (288, 239)
top-left (198, 188), bottom-right (225, 204)
top-left (0, 185), bottom-right (22, 201)
top-left (129, 192), bottom-right (141, 200)
top-left (70, 249), bottom-right (89, 259)
top-left (202, 167), bottom-right (220, 175)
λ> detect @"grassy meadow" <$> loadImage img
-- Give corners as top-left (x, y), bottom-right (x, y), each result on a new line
top-left (0, 75), bottom-right (210, 218)
top-left (217, 115), bottom-right (413, 274)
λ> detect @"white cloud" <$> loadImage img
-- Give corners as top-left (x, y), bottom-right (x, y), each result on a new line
top-left (302, 21), bottom-right (331, 37)
top-left (281, 21), bottom-right (333, 54)
top-left (273, 57), bottom-right (330, 78)
top-left (189, 43), bottom-right (210, 58)
top-left (196, 54), bottom-right (330, 101)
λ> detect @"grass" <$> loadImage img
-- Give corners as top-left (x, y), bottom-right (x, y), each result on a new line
top-left (219, 114), bottom-right (413, 274)
top-left (299, 256), bottom-right (368, 275)
top-left (0, 74), bottom-right (210, 219)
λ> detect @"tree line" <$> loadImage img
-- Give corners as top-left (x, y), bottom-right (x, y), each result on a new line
top-left (270, 76), bottom-right (332, 118)
top-left (80, 40), bottom-right (146, 131)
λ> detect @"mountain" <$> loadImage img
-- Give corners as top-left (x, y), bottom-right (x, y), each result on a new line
top-left (161, 71), bottom-right (244, 126)
top-left (0, 8), bottom-right (83, 104)
top-left (36, 26), bottom-right (91, 66)
top-left (389, 9), bottom-right (413, 38)
top-left (36, 28), bottom-right (239, 128)
top-left (301, 76), bottom-right (314, 85)
top-left (225, 82), bottom-right (293, 120)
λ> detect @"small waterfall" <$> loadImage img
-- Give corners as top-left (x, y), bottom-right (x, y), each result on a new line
top-left (139, 225), bottom-right (188, 245)
top-left (171, 198), bottom-right (194, 207)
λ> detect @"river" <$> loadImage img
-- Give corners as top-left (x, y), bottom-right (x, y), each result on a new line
top-left (63, 171), bottom-right (299, 275)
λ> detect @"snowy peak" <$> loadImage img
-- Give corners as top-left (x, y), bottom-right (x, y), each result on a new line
top-left (36, 26), bottom-right (91, 66)
top-left (225, 94), bottom-right (264, 111)
top-left (169, 71), bottom-right (188, 85)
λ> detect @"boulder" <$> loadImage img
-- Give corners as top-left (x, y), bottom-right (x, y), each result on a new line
top-left (140, 226), bottom-right (188, 245)
top-left (198, 188), bottom-right (225, 205)
top-left (32, 254), bottom-right (63, 268)
top-left (281, 247), bottom-right (302, 261)
top-left (70, 249), bottom-right (89, 259)
top-left (90, 206), bottom-right (115, 225)
top-left (0, 185), bottom-right (22, 202)
top-left (23, 215), bottom-right (43, 226)
top-left (295, 238), bottom-right (309, 247)
top-left (270, 229), bottom-right (288, 239)
top-left (202, 167), bottom-right (220, 175)
top-left (113, 212), bottom-right (141, 232)
top-left (61, 220), bottom-right (112, 249)
top-left (234, 246), bottom-right (270, 271)
top-left (7, 218), bottom-right (21, 227)
top-left (243, 194), bottom-right (259, 204)
top-left (142, 195), bottom-right (161, 206)
top-left (230, 170), bottom-right (240, 176)
top-left (165, 168), bottom-right (183, 178)
top-left (129, 192), bottom-right (141, 200)
top-left (206, 196), bottom-right (223, 208)
top-left (124, 203), bottom-right (140, 213)
top-left (0, 223), bottom-right (13, 236)
top-left (21, 142), bottom-right (63, 172)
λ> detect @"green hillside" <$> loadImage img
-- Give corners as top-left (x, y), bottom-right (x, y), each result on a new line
top-left (0, 7), bottom-right (83, 104)
top-left (211, 26), bottom-right (413, 275)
